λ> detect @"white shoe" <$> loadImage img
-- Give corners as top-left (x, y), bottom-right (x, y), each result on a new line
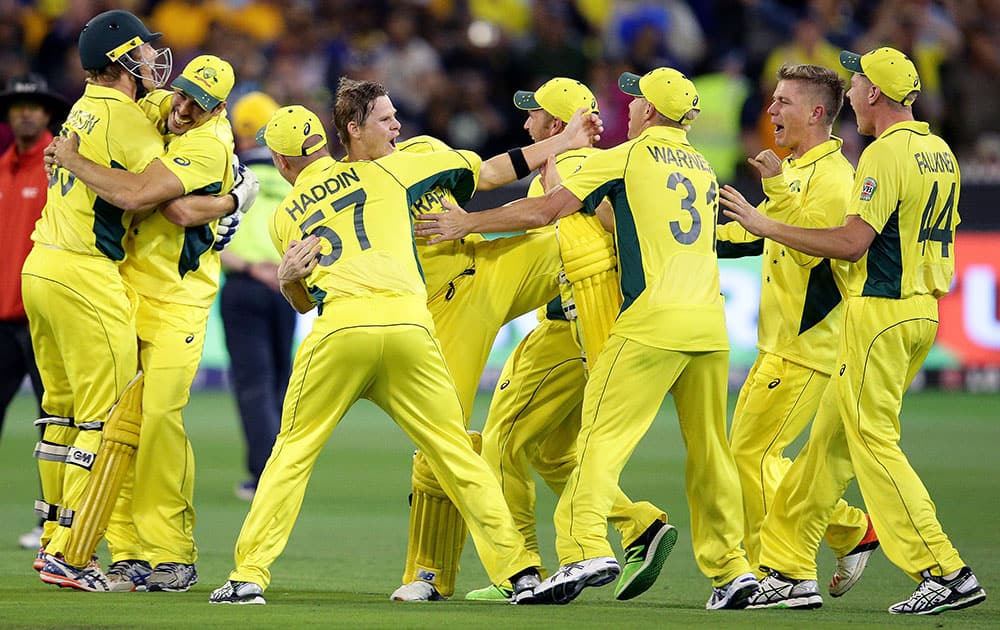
top-left (390, 580), bottom-right (446, 601)
top-left (18, 525), bottom-right (43, 550)
top-left (209, 580), bottom-right (266, 605)
top-left (746, 570), bottom-right (822, 609)
top-left (888, 567), bottom-right (986, 615)
top-left (510, 570), bottom-right (541, 604)
top-left (707, 572), bottom-right (760, 609)
top-left (518, 557), bottom-right (620, 605)
top-left (830, 515), bottom-right (879, 597)
top-left (106, 559), bottom-right (152, 592)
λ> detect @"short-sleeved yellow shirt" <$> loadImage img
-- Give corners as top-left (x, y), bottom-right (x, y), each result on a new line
top-left (269, 149), bottom-right (481, 326)
top-left (33, 84), bottom-right (164, 261)
top-left (845, 121), bottom-right (959, 300)
top-left (562, 125), bottom-right (727, 351)
top-left (122, 92), bottom-right (235, 307)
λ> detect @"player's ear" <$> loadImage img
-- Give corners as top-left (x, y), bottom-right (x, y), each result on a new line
top-left (811, 104), bottom-right (824, 124)
top-left (347, 120), bottom-right (361, 140)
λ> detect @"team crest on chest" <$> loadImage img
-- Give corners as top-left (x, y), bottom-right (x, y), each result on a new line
top-left (860, 177), bottom-right (877, 201)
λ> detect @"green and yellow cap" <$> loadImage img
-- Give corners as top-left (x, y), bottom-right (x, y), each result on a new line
top-left (840, 47), bottom-right (921, 106)
top-left (171, 55), bottom-right (235, 112)
top-left (513, 77), bottom-right (598, 123)
top-left (619, 67), bottom-right (700, 123)
top-left (256, 105), bottom-right (327, 157)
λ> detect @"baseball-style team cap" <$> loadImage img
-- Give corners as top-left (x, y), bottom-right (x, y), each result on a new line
top-left (171, 55), bottom-right (235, 112)
top-left (256, 105), bottom-right (327, 157)
top-left (513, 77), bottom-right (599, 123)
top-left (231, 91), bottom-right (280, 139)
top-left (618, 67), bottom-right (700, 124)
top-left (840, 47), bottom-right (921, 106)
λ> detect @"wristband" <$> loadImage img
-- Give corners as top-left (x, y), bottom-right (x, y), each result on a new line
top-left (507, 147), bottom-right (531, 180)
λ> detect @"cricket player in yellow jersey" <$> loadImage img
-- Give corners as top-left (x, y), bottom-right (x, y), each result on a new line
top-left (24, 9), bottom-right (172, 591)
top-left (47, 55), bottom-right (250, 593)
top-left (209, 105), bottom-right (545, 605)
top-left (330, 78), bottom-right (602, 602)
top-left (465, 78), bottom-right (670, 603)
top-left (716, 64), bottom-right (875, 594)
top-left (721, 47), bottom-right (986, 615)
top-left (417, 67), bottom-right (757, 609)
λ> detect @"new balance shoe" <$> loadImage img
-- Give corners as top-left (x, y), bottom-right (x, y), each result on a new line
top-left (465, 583), bottom-right (513, 601)
top-left (209, 580), bottom-right (266, 605)
top-left (518, 557), bottom-right (620, 605)
top-left (888, 566), bottom-right (986, 615)
top-left (106, 559), bottom-right (152, 592)
top-left (390, 580), bottom-right (446, 601)
top-left (38, 554), bottom-right (111, 592)
top-left (511, 570), bottom-right (542, 604)
top-left (145, 562), bottom-right (198, 592)
top-left (615, 520), bottom-right (677, 601)
top-left (830, 514), bottom-right (879, 597)
top-left (746, 570), bottom-right (821, 609)
top-left (707, 572), bottom-right (760, 609)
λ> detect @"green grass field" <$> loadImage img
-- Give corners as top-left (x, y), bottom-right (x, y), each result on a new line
top-left (0, 389), bottom-right (997, 629)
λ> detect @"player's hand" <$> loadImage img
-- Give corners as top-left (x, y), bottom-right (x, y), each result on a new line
top-left (213, 208), bottom-right (242, 251)
top-left (539, 154), bottom-right (560, 192)
top-left (747, 150), bottom-right (783, 179)
top-left (719, 185), bottom-right (773, 238)
top-left (279, 235), bottom-right (322, 284)
top-left (45, 132), bottom-right (81, 174)
top-left (230, 157), bottom-right (259, 214)
top-left (564, 106), bottom-right (603, 150)
top-left (414, 198), bottom-right (471, 244)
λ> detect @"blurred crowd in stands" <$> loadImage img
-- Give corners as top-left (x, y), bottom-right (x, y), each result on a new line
top-left (2, 0), bottom-right (999, 182)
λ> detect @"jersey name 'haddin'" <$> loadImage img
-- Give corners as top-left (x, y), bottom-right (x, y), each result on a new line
top-left (283, 167), bottom-right (360, 221)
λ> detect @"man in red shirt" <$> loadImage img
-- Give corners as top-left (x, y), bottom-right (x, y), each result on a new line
top-left (0, 74), bottom-right (69, 547)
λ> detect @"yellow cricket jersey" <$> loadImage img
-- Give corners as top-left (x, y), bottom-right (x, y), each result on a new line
top-left (33, 84), bottom-right (164, 261)
top-left (561, 125), bottom-right (727, 351)
top-left (121, 91), bottom-right (235, 307)
top-left (718, 138), bottom-right (854, 374)
top-left (398, 135), bottom-right (486, 298)
top-left (269, 149), bottom-right (482, 327)
top-left (845, 121), bottom-right (959, 299)
top-left (527, 147), bottom-right (598, 323)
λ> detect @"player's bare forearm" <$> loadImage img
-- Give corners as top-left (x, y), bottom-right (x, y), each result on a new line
top-left (56, 146), bottom-right (155, 212)
top-left (279, 279), bottom-right (315, 313)
top-left (415, 187), bottom-right (581, 244)
top-left (278, 236), bottom-right (321, 312)
top-left (161, 194), bottom-right (236, 227)
top-left (477, 108), bottom-right (602, 190)
top-left (48, 133), bottom-right (182, 212)
top-left (721, 185), bottom-right (874, 261)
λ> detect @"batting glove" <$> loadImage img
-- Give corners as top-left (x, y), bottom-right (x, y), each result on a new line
top-left (229, 156), bottom-right (260, 215)
top-left (214, 209), bottom-right (242, 251)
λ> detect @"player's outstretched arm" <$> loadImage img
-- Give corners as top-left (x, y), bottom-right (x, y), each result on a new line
top-left (720, 184), bottom-right (875, 261)
top-left (47, 132), bottom-right (184, 212)
top-left (278, 235), bottom-right (322, 313)
top-left (477, 107), bottom-right (603, 190)
top-left (161, 162), bottom-right (258, 228)
top-left (415, 186), bottom-right (582, 244)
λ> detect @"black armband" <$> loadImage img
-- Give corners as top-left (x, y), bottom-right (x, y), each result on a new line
top-left (507, 147), bottom-right (531, 180)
